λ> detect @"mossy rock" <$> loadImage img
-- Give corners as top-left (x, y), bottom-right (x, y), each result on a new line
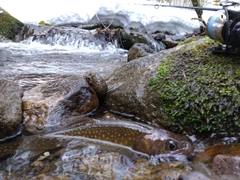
top-left (0, 8), bottom-right (23, 40)
top-left (149, 37), bottom-right (240, 133)
top-left (38, 21), bottom-right (52, 26)
top-left (177, 36), bottom-right (202, 46)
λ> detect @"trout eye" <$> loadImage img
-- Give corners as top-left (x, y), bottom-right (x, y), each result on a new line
top-left (167, 140), bottom-right (178, 151)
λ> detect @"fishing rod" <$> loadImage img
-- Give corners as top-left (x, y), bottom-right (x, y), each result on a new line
top-left (135, 3), bottom-right (221, 11)
top-left (136, 1), bottom-right (240, 54)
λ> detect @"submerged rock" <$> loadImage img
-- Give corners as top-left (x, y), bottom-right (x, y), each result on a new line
top-left (0, 79), bottom-right (23, 139)
top-left (179, 171), bottom-right (211, 180)
top-left (192, 143), bottom-right (240, 179)
top-left (0, 7), bottom-right (23, 41)
top-left (193, 143), bottom-right (240, 165)
top-left (22, 75), bottom-right (99, 134)
top-left (212, 155), bottom-right (240, 176)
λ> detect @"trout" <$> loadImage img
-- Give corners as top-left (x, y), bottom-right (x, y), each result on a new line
top-left (0, 119), bottom-right (194, 158)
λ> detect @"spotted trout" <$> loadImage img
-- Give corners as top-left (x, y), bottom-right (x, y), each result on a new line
top-left (0, 119), bottom-right (194, 158)
top-left (49, 119), bottom-right (194, 156)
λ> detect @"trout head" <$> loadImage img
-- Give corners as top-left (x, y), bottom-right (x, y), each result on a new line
top-left (133, 129), bottom-right (194, 156)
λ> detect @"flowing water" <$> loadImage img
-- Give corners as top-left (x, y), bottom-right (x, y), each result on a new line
top-left (0, 37), bottom-right (127, 91)
top-left (1, 29), bottom-right (240, 179)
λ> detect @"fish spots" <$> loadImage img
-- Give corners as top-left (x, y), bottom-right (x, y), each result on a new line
top-left (59, 126), bottom-right (143, 147)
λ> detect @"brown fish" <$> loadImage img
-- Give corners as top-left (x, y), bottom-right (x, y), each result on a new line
top-left (0, 119), bottom-right (194, 158)
top-left (49, 119), bottom-right (194, 156)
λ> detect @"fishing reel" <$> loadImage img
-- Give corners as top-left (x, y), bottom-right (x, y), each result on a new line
top-left (206, 1), bottom-right (240, 53)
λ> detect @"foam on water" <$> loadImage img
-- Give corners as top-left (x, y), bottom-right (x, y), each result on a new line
top-left (0, 39), bottom-right (127, 56)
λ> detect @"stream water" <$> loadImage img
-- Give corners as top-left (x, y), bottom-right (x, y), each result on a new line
top-left (0, 39), bottom-right (127, 91)
top-left (1, 32), bottom-right (240, 179)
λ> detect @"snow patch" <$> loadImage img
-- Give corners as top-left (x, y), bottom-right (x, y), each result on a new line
top-left (1, 0), bottom-right (207, 35)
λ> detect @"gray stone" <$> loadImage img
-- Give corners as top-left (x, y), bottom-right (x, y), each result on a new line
top-left (128, 43), bottom-right (154, 61)
top-left (0, 79), bottom-right (23, 139)
top-left (212, 154), bottom-right (240, 176)
top-left (22, 75), bottom-right (99, 134)
top-left (119, 28), bottom-right (163, 51)
top-left (179, 171), bottom-right (211, 180)
top-left (84, 71), bottom-right (108, 101)
top-left (105, 48), bottom-right (176, 127)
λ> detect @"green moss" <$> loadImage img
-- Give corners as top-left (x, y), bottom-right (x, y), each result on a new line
top-left (177, 36), bottom-right (202, 46)
top-left (0, 10), bottom-right (23, 40)
top-left (38, 21), bottom-right (52, 26)
top-left (149, 37), bottom-right (240, 133)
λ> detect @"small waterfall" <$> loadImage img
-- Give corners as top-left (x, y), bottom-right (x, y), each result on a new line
top-left (22, 26), bottom-right (121, 52)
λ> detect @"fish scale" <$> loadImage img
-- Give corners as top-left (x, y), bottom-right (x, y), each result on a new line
top-left (59, 126), bottom-right (144, 146)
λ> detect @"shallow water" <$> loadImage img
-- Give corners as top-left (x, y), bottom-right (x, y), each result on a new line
top-left (0, 41), bottom-right (127, 90)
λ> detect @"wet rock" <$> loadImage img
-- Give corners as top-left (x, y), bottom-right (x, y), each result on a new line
top-left (0, 7), bottom-right (24, 41)
top-left (22, 75), bottom-right (99, 133)
top-left (84, 71), bottom-right (108, 102)
top-left (128, 43), bottom-right (154, 61)
top-left (162, 39), bottom-right (179, 48)
top-left (192, 162), bottom-right (213, 178)
top-left (162, 35), bottom-right (186, 49)
top-left (15, 23), bottom-right (51, 42)
top-left (147, 37), bottom-right (240, 133)
top-left (105, 48), bottom-right (176, 127)
top-left (212, 155), bottom-right (240, 176)
top-left (130, 159), bottom-right (192, 180)
top-left (0, 79), bottom-right (23, 139)
top-left (152, 32), bottom-right (166, 41)
top-left (28, 26), bottom-right (117, 51)
top-left (33, 174), bottom-right (61, 180)
top-left (193, 143), bottom-right (240, 165)
top-left (69, 150), bottom-right (191, 180)
top-left (178, 171), bottom-right (211, 180)
top-left (119, 28), bottom-right (163, 51)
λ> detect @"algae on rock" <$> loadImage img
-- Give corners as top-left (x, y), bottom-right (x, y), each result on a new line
top-left (149, 37), bottom-right (240, 133)
top-left (0, 7), bottom-right (23, 40)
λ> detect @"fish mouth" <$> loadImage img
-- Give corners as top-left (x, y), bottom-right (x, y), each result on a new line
top-left (179, 141), bottom-right (195, 155)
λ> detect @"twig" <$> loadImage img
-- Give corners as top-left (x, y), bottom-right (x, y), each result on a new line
top-left (95, 13), bottom-right (115, 30)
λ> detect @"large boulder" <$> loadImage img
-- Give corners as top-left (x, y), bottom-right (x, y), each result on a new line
top-left (0, 7), bottom-right (23, 41)
top-left (105, 48), bottom-right (175, 127)
top-left (105, 37), bottom-right (240, 133)
top-left (0, 79), bottom-right (23, 139)
top-left (22, 75), bottom-right (99, 134)
top-left (149, 37), bottom-right (240, 133)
